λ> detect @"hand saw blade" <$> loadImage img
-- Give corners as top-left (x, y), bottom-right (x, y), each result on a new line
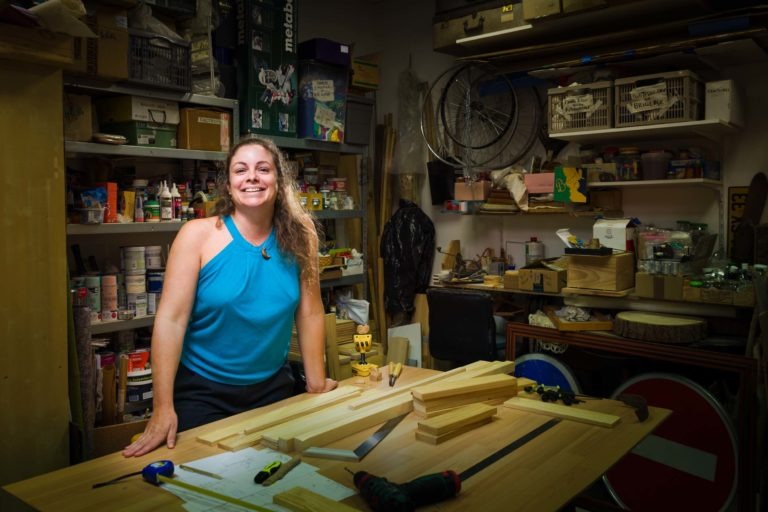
top-left (353, 412), bottom-right (409, 460)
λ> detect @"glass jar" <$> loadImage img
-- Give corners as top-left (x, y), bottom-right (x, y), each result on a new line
top-left (616, 147), bottom-right (641, 181)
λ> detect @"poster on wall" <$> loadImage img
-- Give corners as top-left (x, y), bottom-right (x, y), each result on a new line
top-left (727, 186), bottom-right (749, 258)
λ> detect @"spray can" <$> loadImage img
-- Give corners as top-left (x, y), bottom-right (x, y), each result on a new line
top-left (525, 237), bottom-right (545, 265)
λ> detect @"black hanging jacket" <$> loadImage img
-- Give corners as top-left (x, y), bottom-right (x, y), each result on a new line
top-left (380, 199), bottom-right (436, 315)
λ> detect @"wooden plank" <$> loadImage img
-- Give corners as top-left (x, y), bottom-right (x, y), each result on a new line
top-left (417, 403), bottom-right (497, 436)
top-left (442, 360), bottom-right (515, 381)
top-left (196, 386), bottom-right (362, 446)
top-left (273, 486), bottom-right (360, 512)
top-left (503, 397), bottom-right (621, 427)
top-left (414, 389), bottom-right (517, 417)
top-left (0, 23), bottom-right (73, 67)
top-left (412, 374), bottom-right (517, 401)
top-left (324, 313), bottom-right (342, 380)
top-left (293, 394), bottom-right (413, 452)
top-left (561, 287), bottom-right (633, 297)
top-left (217, 431), bottom-right (263, 451)
top-left (415, 416), bottom-right (494, 445)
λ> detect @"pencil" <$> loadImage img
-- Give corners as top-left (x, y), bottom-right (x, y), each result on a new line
top-left (179, 464), bottom-right (223, 480)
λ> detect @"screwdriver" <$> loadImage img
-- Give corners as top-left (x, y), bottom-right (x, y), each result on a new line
top-left (346, 468), bottom-right (460, 511)
top-left (388, 362), bottom-right (403, 387)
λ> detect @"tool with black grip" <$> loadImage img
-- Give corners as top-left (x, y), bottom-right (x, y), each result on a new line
top-left (346, 468), bottom-right (460, 512)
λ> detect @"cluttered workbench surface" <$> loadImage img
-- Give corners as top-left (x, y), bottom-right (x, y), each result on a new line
top-left (2, 366), bottom-right (669, 512)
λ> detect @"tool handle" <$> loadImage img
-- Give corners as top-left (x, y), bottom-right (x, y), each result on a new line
top-left (401, 470), bottom-right (461, 506)
top-left (262, 456), bottom-right (301, 486)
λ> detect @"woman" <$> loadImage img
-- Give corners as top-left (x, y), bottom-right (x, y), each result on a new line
top-left (123, 136), bottom-right (337, 457)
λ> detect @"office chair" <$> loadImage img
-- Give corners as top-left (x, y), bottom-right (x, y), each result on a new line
top-left (426, 287), bottom-right (504, 368)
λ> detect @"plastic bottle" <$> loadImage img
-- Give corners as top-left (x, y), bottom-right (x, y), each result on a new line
top-left (134, 193), bottom-right (144, 223)
top-left (160, 181), bottom-right (173, 222)
top-left (171, 183), bottom-right (182, 222)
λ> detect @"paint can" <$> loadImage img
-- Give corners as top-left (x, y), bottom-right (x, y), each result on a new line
top-left (122, 246), bottom-right (146, 271)
top-left (84, 275), bottom-right (101, 322)
top-left (126, 381), bottom-right (153, 403)
top-left (525, 237), bottom-right (545, 265)
top-left (145, 246), bottom-right (163, 269)
top-left (127, 292), bottom-right (148, 317)
top-left (70, 276), bottom-right (88, 307)
top-left (100, 274), bottom-right (118, 322)
top-left (146, 271), bottom-right (164, 293)
top-left (125, 270), bottom-right (146, 294)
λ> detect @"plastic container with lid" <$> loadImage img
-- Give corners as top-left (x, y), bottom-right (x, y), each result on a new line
top-left (616, 147), bottom-right (641, 180)
top-left (641, 150), bottom-right (673, 180)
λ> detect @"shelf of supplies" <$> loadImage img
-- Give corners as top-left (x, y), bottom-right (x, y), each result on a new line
top-left (65, 141), bottom-right (227, 161)
top-left (90, 315), bottom-right (155, 335)
top-left (320, 274), bottom-right (365, 289)
top-left (64, 82), bottom-right (239, 110)
top-left (67, 222), bottom-right (184, 235)
top-left (587, 178), bottom-right (721, 189)
top-left (314, 209), bottom-right (364, 220)
top-left (270, 135), bottom-right (367, 154)
top-left (549, 119), bottom-right (740, 144)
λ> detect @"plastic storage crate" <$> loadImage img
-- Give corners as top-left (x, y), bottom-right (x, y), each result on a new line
top-left (127, 29), bottom-right (191, 92)
top-left (548, 81), bottom-right (613, 133)
top-left (614, 70), bottom-right (702, 128)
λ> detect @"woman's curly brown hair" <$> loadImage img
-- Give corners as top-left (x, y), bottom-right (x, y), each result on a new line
top-left (213, 136), bottom-right (320, 283)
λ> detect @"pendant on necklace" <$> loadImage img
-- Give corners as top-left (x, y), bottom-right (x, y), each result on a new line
top-left (261, 247), bottom-right (271, 260)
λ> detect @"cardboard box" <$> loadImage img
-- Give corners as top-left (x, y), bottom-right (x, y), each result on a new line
top-left (298, 60), bottom-right (349, 142)
top-left (553, 166), bottom-right (588, 203)
top-left (65, 5), bottom-right (129, 80)
top-left (93, 420), bottom-right (148, 458)
top-left (64, 93), bottom-right (93, 142)
top-left (523, 173), bottom-right (554, 194)
top-left (635, 272), bottom-right (683, 301)
top-left (236, 0), bottom-right (298, 137)
top-left (351, 53), bottom-right (380, 90)
top-left (593, 218), bottom-right (637, 252)
top-left (454, 180), bottom-right (491, 201)
top-left (705, 79), bottom-right (744, 128)
top-left (523, 0), bottom-right (561, 20)
top-left (101, 121), bottom-right (177, 148)
top-left (567, 253), bottom-right (635, 291)
top-left (519, 259), bottom-right (567, 293)
top-left (562, 0), bottom-right (606, 13)
top-left (345, 94), bottom-right (374, 145)
top-left (96, 95), bottom-right (180, 126)
top-left (178, 108), bottom-right (231, 152)
top-left (298, 38), bottom-right (351, 67)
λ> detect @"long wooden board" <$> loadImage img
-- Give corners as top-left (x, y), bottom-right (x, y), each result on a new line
top-left (273, 486), bottom-right (360, 512)
top-left (503, 397), bottom-right (620, 427)
top-left (412, 374), bottom-right (517, 401)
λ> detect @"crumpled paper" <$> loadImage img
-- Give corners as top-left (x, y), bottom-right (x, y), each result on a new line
top-left (29, 0), bottom-right (96, 37)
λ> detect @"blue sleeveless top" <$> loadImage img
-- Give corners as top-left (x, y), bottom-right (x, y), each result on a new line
top-left (180, 215), bottom-right (300, 385)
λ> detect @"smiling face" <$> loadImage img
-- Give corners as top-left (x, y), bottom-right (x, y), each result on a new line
top-left (227, 143), bottom-right (279, 212)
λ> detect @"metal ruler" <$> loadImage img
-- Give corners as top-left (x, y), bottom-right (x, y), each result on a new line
top-left (459, 418), bottom-right (561, 481)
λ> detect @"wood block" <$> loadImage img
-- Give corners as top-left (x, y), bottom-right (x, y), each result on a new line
top-left (415, 416), bottom-right (494, 444)
top-left (566, 253), bottom-right (635, 291)
top-left (218, 431), bottom-right (264, 451)
top-left (412, 374), bottom-right (517, 401)
top-left (503, 397), bottom-right (620, 427)
top-left (274, 486), bottom-right (359, 512)
top-left (417, 403), bottom-right (497, 436)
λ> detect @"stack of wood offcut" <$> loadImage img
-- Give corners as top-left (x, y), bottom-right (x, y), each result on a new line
top-left (415, 402), bottom-right (498, 444)
top-left (411, 373), bottom-right (519, 418)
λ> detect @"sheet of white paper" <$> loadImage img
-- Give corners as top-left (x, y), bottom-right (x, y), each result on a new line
top-left (159, 448), bottom-right (354, 511)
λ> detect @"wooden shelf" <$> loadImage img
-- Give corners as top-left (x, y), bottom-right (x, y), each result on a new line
top-left (314, 209), bottom-right (364, 220)
top-left (549, 119), bottom-right (739, 144)
top-left (587, 178), bottom-right (721, 189)
top-left (320, 274), bottom-right (365, 289)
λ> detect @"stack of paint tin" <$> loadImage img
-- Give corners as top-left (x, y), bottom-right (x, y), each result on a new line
top-left (144, 246), bottom-right (164, 315)
top-left (122, 246), bottom-right (147, 317)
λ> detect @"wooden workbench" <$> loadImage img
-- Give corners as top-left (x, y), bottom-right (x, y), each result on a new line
top-left (1, 368), bottom-right (669, 511)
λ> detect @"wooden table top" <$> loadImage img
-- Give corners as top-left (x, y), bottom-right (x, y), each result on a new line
top-left (2, 367), bottom-right (670, 512)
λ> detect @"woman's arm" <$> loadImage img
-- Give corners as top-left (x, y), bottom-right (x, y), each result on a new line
top-left (295, 220), bottom-right (337, 393)
top-left (122, 219), bottom-right (205, 456)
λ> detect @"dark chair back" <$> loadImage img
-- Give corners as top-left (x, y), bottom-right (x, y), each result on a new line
top-left (426, 287), bottom-right (497, 365)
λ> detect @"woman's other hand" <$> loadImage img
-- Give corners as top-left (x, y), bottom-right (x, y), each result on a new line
top-left (122, 407), bottom-right (178, 457)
